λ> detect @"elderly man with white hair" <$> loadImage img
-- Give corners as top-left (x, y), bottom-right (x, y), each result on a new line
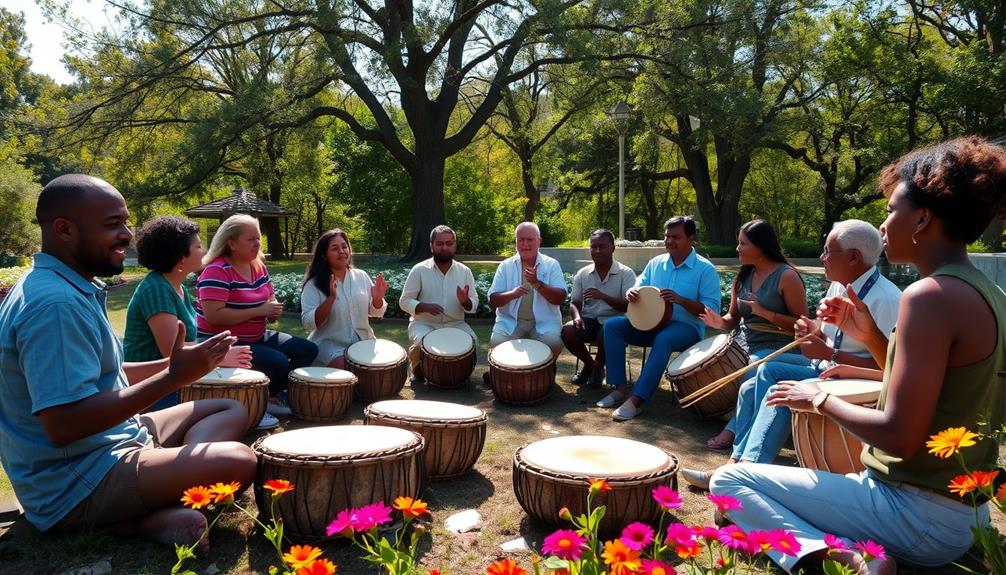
top-left (683, 219), bottom-right (903, 490)
top-left (486, 222), bottom-right (567, 369)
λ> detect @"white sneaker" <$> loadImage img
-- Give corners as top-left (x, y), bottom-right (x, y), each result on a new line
top-left (256, 412), bottom-right (280, 430)
top-left (612, 400), bottom-right (643, 421)
top-left (595, 389), bottom-right (628, 408)
top-left (266, 399), bottom-right (292, 416)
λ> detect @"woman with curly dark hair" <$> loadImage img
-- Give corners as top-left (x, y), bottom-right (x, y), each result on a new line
top-left (124, 216), bottom-right (251, 411)
top-left (710, 136), bottom-right (1006, 574)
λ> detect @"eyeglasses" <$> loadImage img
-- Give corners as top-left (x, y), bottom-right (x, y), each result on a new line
top-left (821, 247), bottom-right (852, 258)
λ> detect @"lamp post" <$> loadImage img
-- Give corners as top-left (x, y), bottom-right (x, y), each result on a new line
top-left (610, 101), bottom-right (632, 239)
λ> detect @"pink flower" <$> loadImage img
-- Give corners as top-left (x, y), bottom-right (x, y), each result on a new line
top-left (325, 509), bottom-right (355, 537)
top-left (651, 485), bottom-right (683, 510)
top-left (354, 502), bottom-right (393, 531)
top-left (746, 530), bottom-right (773, 554)
top-left (855, 540), bottom-right (886, 562)
top-left (692, 525), bottom-right (721, 542)
top-left (640, 559), bottom-right (676, 575)
top-left (707, 493), bottom-right (742, 513)
top-left (542, 529), bottom-right (587, 560)
top-left (666, 523), bottom-right (697, 546)
top-left (620, 522), bottom-right (655, 551)
top-left (717, 525), bottom-right (750, 550)
top-left (767, 529), bottom-right (801, 557)
top-left (824, 533), bottom-right (849, 553)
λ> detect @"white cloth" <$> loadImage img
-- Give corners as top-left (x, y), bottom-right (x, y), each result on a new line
top-left (399, 258), bottom-right (478, 326)
top-left (819, 266), bottom-right (902, 362)
top-left (488, 252), bottom-right (566, 337)
top-left (300, 268), bottom-right (387, 364)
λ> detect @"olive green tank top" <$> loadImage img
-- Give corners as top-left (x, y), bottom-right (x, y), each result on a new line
top-left (862, 264), bottom-right (1006, 494)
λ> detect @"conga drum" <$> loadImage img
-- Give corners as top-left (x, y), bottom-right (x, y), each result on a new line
top-left (792, 379), bottom-right (882, 474)
top-left (287, 367), bottom-right (357, 422)
top-left (345, 339), bottom-right (408, 402)
top-left (364, 399), bottom-right (487, 479)
top-left (627, 286), bottom-right (673, 331)
top-left (253, 426), bottom-right (424, 542)
top-left (664, 334), bottom-right (749, 418)
top-left (179, 368), bottom-right (269, 434)
top-left (488, 339), bottom-right (555, 405)
top-left (513, 435), bottom-right (678, 535)
top-left (421, 328), bottom-right (476, 389)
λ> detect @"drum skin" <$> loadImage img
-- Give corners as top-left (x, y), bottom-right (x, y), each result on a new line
top-left (179, 370), bottom-right (269, 434)
top-left (665, 335), bottom-right (748, 418)
top-left (288, 369), bottom-right (356, 422)
top-left (422, 329), bottom-right (476, 389)
top-left (346, 340), bottom-right (408, 403)
top-left (253, 427), bottom-right (425, 542)
top-left (364, 400), bottom-right (487, 479)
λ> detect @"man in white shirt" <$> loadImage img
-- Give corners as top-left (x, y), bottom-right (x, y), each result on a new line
top-left (487, 222), bottom-right (567, 361)
top-left (399, 225), bottom-right (479, 383)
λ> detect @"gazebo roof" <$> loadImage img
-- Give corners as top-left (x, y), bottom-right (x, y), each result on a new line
top-left (185, 188), bottom-right (294, 219)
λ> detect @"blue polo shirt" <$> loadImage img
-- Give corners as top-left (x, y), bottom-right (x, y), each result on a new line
top-left (0, 253), bottom-right (148, 531)
top-left (636, 248), bottom-right (721, 338)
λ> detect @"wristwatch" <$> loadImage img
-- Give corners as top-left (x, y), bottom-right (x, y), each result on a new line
top-left (811, 391), bottom-right (831, 414)
top-left (830, 346), bottom-right (840, 365)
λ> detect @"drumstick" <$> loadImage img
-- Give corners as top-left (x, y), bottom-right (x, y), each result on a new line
top-left (678, 334), bottom-right (814, 409)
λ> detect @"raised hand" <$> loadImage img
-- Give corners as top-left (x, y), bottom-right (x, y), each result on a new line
top-left (168, 323), bottom-right (236, 385)
top-left (737, 292), bottom-right (767, 318)
top-left (328, 274), bottom-right (339, 300)
top-left (220, 345), bottom-right (253, 368)
top-left (699, 306), bottom-right (726, 329)
top-left (817, 287), bottom-right (877, 342)
top-left (522, 264), bottom-right (541, 287)
top-left (457, 284), bottom-right (472, 307)
top-left (372, 272), bottom-right (388, 301)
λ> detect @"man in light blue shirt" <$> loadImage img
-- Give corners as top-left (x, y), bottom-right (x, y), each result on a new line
top-left (598, 216), bottom-right (722, 420)
top-left (0, 174), bottom-right (255, 551)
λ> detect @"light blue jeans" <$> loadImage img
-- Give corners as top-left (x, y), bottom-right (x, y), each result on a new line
top-left (603, 316), bottom-right (700, 402)
top-left (710, 464), bottom-right (985, 572)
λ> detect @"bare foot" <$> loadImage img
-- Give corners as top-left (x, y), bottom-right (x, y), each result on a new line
top-left (706, 429), bottom-right (735, 450)
top-left (132, 508), bottom-right (210, 555)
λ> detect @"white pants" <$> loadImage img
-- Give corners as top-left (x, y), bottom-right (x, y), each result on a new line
top-left (490, 319), bottom-right (564, 359)
top-left (407, 320), bottom-right (479, 370)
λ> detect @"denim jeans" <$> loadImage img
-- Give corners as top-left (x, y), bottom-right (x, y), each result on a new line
top-left (249, 330), bottom-right (319, 395)
top-left (602, 316), bottom-right (700, 403)
top-left (723, 349), bottom-right (806, 433)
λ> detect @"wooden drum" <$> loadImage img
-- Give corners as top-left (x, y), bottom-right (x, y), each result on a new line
top-left (253, 426), bottom-right (424, 542)
top-left (488, 338), bottom-right (555, 405)
top-left (513, 435), bottom-right (678, 535)
top-left (421, 328), bottom-right (476, 389)
top-left (665, 334), bottom-right (748, 418)
top-left (179, 368), bottom-right (269, 434)
top-left (287, 367), bottom-right (357, 422)
top-left (346, 339), bottom-right (408, 403)
top-left (792, 378), bottom-right (881, 475)
top-left (364, 399), bottom-right (487, 480)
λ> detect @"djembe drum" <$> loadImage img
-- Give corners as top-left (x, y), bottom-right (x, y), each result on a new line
top-left (364, 399), bottom-right (487, 479)
top-left (665, 334), bottom-right (749, 418)
top-left (287, 367), bottom-right (356, 422)
top-left (252, 426), bottom-right (425, 542)
top-left (346, 339), bottom-right (408, 402)
top-left (421, 327), bottom-right (476, 388)
top-left (488, 339), bottom-right (555, 405)
top-left (512, 435), bottom-right (678, 534)
top-left (179, 368), bottom-right (269, 434)
top-left (792, 378), bottom-right (882, 474)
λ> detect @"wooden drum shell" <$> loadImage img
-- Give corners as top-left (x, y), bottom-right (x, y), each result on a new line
top-left (347, 358), bottom-right (408, 403)
top-left (287, 372), bottom-right (356, 422)
top-left (666, 337), bottom-right (748, 418)
top-left (364, 405), bottom-right (487, 480)
top-left (422, 346), bottom-right (476, 389)
top-left (488, 359), bottom-right (556, 405)
top-left (179, 378), bottom-right (268, 434)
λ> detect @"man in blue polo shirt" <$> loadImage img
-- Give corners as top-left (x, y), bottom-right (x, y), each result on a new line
top-left (0, 174), bottom-right (256, 551)
top-left (597, 216), bottom-right (722, 420)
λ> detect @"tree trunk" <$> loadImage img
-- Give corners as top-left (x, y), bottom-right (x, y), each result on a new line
top-left (522, 158), bottom-right (540, 222)
top-left (260, 179), bottom-right (288, 259)
top-left (687, 151), bottom-right (747, 245)
top-left (402, 156), bottom-right (447, 262)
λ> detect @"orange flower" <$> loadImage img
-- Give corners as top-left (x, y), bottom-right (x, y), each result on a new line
top-left (486, 559), bottom-right (526, 575)
top-left (393, 496), bottom-right (430, 518)
top-left (972, 469), bottom-right (1000, 490)
top-left (926, 427), bottom-right (979, 459)
top-left (996, 483), bottom-right (1006, 504)
top-left (181, 485), bottom-right (214, 509)
top-left (283, 545), bottom-right (323, 570)
top-left (297, 559), bottom-right (337, 575)
top-left (208, 481), bottom-right (242, 505)
top-left (601, 539), bottom-right (642, 574)
top-left (675, 543), bottom-right (702, 559)
top-left (264, 479), bottom-right (295, 495)
top-left (589, 478), bottom-right (612, 494)
top-left (949, 474), bottom-right (978, 497)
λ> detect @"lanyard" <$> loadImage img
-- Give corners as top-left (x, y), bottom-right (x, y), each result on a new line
top-left (833, 268), bottom-right (880, 352)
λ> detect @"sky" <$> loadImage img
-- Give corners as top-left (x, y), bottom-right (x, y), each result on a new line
top-left (2, 0), bottom-right (115, 84)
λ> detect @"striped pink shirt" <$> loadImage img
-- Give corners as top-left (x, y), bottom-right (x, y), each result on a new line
top-left (196, 257), bottom-right (274, 343)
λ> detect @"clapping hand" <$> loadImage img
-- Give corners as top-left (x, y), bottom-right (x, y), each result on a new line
top-left (328, 274), bottom-right (339, 300)
top-left (737, 292), bottom-right (768, 318)
top-left (457, 284), bottom-right (472, 308)
top-left (264, 297), bottom-right (284, 321)
top-left (168, 323), bottom-right (236, 386)
top-left (372, 273), bottom-right (388, 302)
top-left (699, 306), bottom-right (726, 329)
top-left (522, 264), bottom-right (541, 287)
top-left (220, 345), bottom-right (253, 368)
top-left (794, 315), bottom-right (818, 338)
top-left (817, 288), bottom-right (877, 342)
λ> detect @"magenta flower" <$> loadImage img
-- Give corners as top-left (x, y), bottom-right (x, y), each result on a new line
top-left (620, 522), bottom-right (655, 550)
top-left (651, 485), bottom-right (683, 510)
top-left (746, 530), bottom-right (773, 554)
top-left (641, 558), bottom-right (677, 574)
top-left (717, 525), bottom-right (750, 550)
top-left (855, 540), bottom-right (886, 562)
top-left (692, 524), bottom-right (721, 542)
top-left (325, 509), bottom-right (356, 537)
top-left (353, 501), bottom-right (393, 531)
top-left (824, 533), bottom-right (849, 553)
top-left (666, 522), bottom-right (697, 546)
top-left (767, 529), bottom-right (801, 557)
top-left (707, 493), bottom-right (742, 513)
top-left (542, 529), bottom-right (587, 560)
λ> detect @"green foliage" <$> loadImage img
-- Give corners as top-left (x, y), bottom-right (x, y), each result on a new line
top-left (0, 157), bottom-right (40, 257)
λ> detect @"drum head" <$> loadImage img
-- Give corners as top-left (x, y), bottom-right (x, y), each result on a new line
top-left (259, 425), bottom-right (417, 457)
top-left (422, 328), bottom-right (474, 358)
top-left (197, 367), bottom-right (268, 383)
top-left (489, 338), bottom-right (552, 369)
top-left (666, 334), bottom-right (731, 376)
top-left (520, 435), bottom-right (671, 478)
top-left (346, 339), bottom-right (406, 367)
top-left (627, 286), bottom-right (665, 331)
top-left (814, 378), bottom-right (882, 405)
top-left (291, 367), bottom-right (356, 383)
top-left (367, 399), bottom-right (484, 421)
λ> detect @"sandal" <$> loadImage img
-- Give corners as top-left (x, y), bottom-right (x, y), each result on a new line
top-left (706, 429), bottom-right (735, 450)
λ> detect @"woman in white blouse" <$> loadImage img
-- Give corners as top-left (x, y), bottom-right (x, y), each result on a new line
top-left (301, 229), bottom-right (388, 367)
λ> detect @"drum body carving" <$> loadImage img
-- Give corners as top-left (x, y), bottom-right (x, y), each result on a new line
top-left (792, 378), bottom-right (881, 474)
top-left (179, 368), bottom-right (269, 434)
top-left (253, 426), bottom-right (424, 542)
top-left (346, 339), bottom-right (408, 403)
top-left (288, 367), bottom-right (356, 422)
top-left (364, 400), bottom-right (486, 479)
top-left (665, 334), bottom-right (748, 418)
top-left (488, 339), bottom-right (555, 405)
top-left (421, 328), bottom-right (476, 389)
top-left (512, 435), bottom-right (678, 535)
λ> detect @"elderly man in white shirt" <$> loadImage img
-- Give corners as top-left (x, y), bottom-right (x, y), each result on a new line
top-left (399, 225), bottom-right (479, 382)
top-left (487, 222), bottom-right (567, 364)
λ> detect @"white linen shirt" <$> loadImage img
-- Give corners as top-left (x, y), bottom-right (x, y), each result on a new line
top-left (399, 258), bottom-right (478, 326)
top-left (820, 265), bottom-right (902, 360)
top-left (488, 252), bottom-right (567, 336)
top-left (301, 267), bottom-right (388, 362)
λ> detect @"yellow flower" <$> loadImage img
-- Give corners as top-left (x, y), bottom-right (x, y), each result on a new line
top-left (283, 545), bottom-right (323, 570)
top-left (926, 427), bottom-right (979, 459)
top-left (180, 486), bottom-right (214, 510)
top-left (393, 496), bottom-right (429, 518)
top-left (208, 481), bottom-right (242, 505)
